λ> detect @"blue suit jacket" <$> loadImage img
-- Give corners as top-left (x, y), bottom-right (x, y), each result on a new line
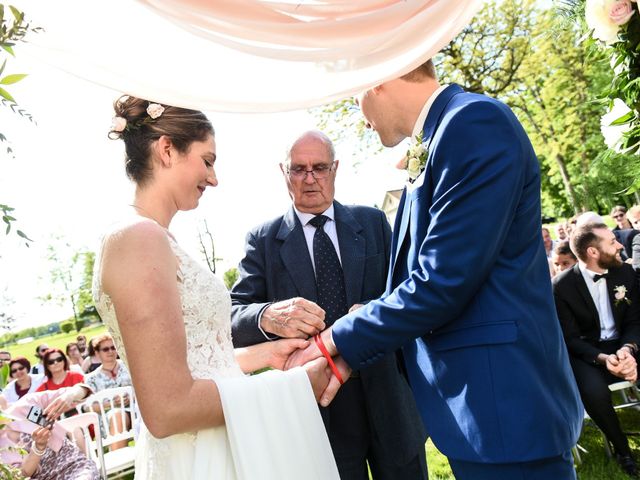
top-left (230, 200), bottom-right (426, 464)
top-left (332, 85), bottom-right (583, 463)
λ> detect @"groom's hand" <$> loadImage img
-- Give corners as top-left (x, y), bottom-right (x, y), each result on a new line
top-left (319, 356), bottom-right (351, 407)
top-left (261, 298), bottom-right (326, 339)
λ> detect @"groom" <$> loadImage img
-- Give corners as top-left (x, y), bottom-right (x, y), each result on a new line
top-left (288, 60), bottom-right (584, 478)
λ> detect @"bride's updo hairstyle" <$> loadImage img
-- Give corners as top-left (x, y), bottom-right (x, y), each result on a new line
top-left (109, 95), bottom-right (214, 185)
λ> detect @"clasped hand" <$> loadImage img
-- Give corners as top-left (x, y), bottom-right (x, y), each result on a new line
top-left (606, 348), bottom-right (638, 383)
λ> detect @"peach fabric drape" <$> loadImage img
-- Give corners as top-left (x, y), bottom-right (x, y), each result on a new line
top-left (17, 0), bottom-right (484, 112)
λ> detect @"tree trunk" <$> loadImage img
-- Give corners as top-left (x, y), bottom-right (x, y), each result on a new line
top-left (554, 153), bottom-right (581, 214)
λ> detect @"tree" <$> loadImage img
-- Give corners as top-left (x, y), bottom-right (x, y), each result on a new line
top-left (224, 267), bottom-right (239, 290)
top-left (0, 287), bottom-right (15, 333)
top-left (197, 220), bottom-right (223, 274)
top-left (41, 236), bottom-right (94, 324)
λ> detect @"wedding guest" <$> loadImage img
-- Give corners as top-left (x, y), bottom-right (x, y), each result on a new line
top-left (0, 350), bottom-right (10, 366)
top-left (76, 335), bottom-right (89, 358)
top-left (612, 205), bottom-right (633, 231)
top-left (551, 241), bottom-right (577, 276)
top-left (65, 343), bottom-right (85, 374)
top-left (84, 333), bottom-right (133, 451)
top-left (231, 130), bottom-right (427, 479)
top-left (36, 349), bottom-right (84, 392)
top-left (542, 227), bottom-right (553, 258)
top-left (555, 223), bottom-right (568, 242)
top-left (2, 357), bottom-right (44, 404)
top-left (553, 222), bottom-right (640, 477)
top-left (626, 206), bottom-right (640, 270)
top-left (31, 344), bottom-right (49, 376)
top-left (81, 337), bottom-right (101, 373)
top-left (0, 383), bottom-right (99, 479)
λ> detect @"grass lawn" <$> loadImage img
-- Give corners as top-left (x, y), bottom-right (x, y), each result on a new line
top-left (5, 323), bottom-right (107, 365)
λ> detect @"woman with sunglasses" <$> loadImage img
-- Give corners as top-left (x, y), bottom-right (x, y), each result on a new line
top-left (36, 349), bottom-right (84, 393)
top-left (2, 357), bottom-right (44, 405)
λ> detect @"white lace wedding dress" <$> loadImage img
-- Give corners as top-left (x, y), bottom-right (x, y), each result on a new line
top-left (93, 219), bottom-right (339, 480)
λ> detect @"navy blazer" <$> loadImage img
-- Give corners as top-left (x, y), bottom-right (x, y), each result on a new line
top-left (553, 263), bottom-right (640, 364)
top-left (332, 85), bottom-right (583, 463)
top-left (230, 200), bottom-right (426, 464)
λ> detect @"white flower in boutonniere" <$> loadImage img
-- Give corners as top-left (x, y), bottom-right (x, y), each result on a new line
top-left (397, 132), bottom-right (428, 183)
top-left (614, 285), bottom-right (632, 306)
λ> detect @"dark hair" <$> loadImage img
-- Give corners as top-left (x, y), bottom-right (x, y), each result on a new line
top-left (9, 356), bottom-right (30, 375)
top-left (611, 205), bottom-right (627, 216)
top-left (569, 222), bottom-right (608, 262)
top-left (109, 96), bottom-right (215, 185)
top-left (42, 348), bottom-right (69, 379)
top-left (553, 241), bottom-right (576, 259)
top-left (87, 337), bottom-right (97, 357)
top-left (76, 335), bottom-right (87, 342)
top-left (401, 60), bottom-right (437, 82)
top-left (35, 344), bottom-right (48, 359)
top-left (66, 342), bottom-right (79, 356)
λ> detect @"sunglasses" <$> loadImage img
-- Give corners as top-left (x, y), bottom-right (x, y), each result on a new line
top-left (99, 346), bottom-right (117, 353)
top-left (10, 365), bottom-right (25, 375)
top-left (613, 214), bottom-right (625, 219)
top-left (46, 356), bottom-right (65, 366)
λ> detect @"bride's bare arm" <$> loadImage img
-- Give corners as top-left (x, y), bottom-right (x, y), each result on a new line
top-left (234, 338), bottom-right (310, 373)
top-left (101, 222), bottom-right (223, 438)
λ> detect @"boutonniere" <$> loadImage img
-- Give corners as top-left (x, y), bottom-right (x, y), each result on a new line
top-left (397, 132), bottom-right (428, 183)
top-left (614, 285), bottom-right (631, 306)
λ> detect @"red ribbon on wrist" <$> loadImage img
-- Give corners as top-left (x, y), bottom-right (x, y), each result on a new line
top-left (314, 334), bottom-right (344, 385)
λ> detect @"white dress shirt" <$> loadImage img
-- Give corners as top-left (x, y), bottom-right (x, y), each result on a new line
top-left (579, 263), bottom-right (618, 341)
top-left (411, 84), bottom-right (449, 139)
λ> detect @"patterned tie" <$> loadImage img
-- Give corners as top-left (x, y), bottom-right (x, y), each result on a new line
top-left (309, 215), bottom-right (348, 326)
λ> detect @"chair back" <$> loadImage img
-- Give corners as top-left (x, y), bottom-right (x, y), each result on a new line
top-left (58, 411), bottom-right (107, 479)
top-left (77, 385), bottom-right (137, 448)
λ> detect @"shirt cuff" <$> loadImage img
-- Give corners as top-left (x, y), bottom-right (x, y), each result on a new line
top-left (257, 304), bottom-right (279, 341)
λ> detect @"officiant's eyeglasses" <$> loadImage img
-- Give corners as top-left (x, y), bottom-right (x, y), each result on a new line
top-left (286, 163), bottom-right (335, 180)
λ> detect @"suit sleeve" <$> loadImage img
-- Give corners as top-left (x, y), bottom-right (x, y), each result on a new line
top-left (333, 101), bottom-right (530, 366)
top-left (552, 282), bottom-right (601, 364)
top-left (230, 231), bottom-right (274, 347)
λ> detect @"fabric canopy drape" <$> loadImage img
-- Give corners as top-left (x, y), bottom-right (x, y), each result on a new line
top-left (16, 0), bottom-right (485, 112)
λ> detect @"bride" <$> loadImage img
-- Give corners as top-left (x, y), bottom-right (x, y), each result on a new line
top-left (92, 96), bottom-right (340, 479)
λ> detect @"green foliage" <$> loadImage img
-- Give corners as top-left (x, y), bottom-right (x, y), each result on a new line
top-left (74, 318), bottom-right (85, 332)
top-left (60, 321), bottom-right (74, 334)
top-left (223, 267), bottom-right (239, 290)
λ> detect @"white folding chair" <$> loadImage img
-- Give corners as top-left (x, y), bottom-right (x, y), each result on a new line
top-left (77, 386), bottom-right (138, 479)
top-left (58, 411), bottom-right (107, 479)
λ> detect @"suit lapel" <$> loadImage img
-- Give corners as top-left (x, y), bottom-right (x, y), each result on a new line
top-left (605, 268), bottom-right (626, 327)
top-left (277, 207), bottom-right (318, 302)
top-left (334, 202), bottom-right (365, 309)
top-left (389, 84), bottom-right (464, 286)
top-left (571, 265), bottom-right (600, 324)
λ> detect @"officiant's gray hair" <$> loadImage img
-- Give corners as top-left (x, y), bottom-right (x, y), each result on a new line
top-left (284, 130), bottom-right (335, 166)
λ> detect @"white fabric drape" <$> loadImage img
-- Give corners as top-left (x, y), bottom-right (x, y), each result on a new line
top-left (16, 0), bottom-right (484, 112)
top-left (217, 368), bottom-right (340, 480)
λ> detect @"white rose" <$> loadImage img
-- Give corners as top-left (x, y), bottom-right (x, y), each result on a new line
top-left (600, 98), bottom-right (633, 152)
top-left (407, 157), bottom-right (421, 174)
top-left (586, 0), bottom-right (624, 44)
top-left (111, 116), bottom-right (127, 132)
top-left (616, 290), bottom-right (626, 300)
top-left (146, 103), bottom-right (165, 119)
top-left (610, 0), bottom-right (635, 25)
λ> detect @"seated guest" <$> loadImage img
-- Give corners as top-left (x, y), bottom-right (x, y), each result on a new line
top-left (555, 223), bottom-right (568, 242)
top-left (553, 222), bottom-right (640, 477)
top-left (542, 227), bottom-right (553, 257)
top-left (81, 338), bottom-right (101, 373)
top-left (626, 206), bottom-right (640, 270)
top-left (31, 344), bottom-right (49, 376)
top-left (551, 241), bottom-right (577, 277)
top-left (84, 333), bottom-right (133, 451)
top-left (76, 335), bottom-right (89, 359)
top-left (36, 349), bottom-right (84, 392)
top-left (612, 205), bottom-right (633, 231)
top-left (0, 350), bottom-right (10, 366)
top-left (0, 384), bottom-right (99, 479)
top-left (2, 357), bottom-right (44, 404)
top-left (65, 343), bottom-right (85, 374)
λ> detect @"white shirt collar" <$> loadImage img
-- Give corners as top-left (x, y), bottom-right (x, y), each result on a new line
top-left (294, 204), bottom-right (335, 227)
top-left (578, 262), bottom-right (608, 281)
top-left (411, 84), bottom-right (449, 139)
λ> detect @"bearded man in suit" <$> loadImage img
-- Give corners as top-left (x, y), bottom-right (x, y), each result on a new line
top-left (286, 60), bottom-right (583, 479)
top-left (230, 130), bottom-right (427, 480)
top-left (553, 222), bottom-right (640, 477)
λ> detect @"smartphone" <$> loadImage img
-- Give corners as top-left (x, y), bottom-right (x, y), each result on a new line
top-left (26, 406), bottom-right (52, 428)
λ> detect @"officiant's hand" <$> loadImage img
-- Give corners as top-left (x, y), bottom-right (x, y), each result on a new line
top-left (261, 298), bottom-right (326, 339)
